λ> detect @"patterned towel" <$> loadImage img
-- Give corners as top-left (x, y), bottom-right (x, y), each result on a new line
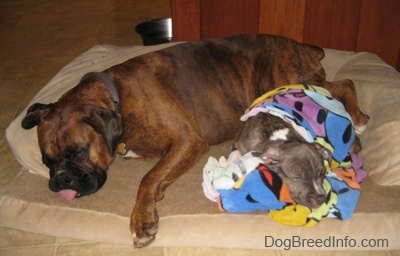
top-left (241, 84), bottom-right (355, 167)
top-left (203, 85), bottom-right (367, 226)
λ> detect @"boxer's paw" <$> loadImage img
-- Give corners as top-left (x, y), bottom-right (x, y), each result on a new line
top-left (354, 112), bottom-right (369, 127)
top-left (132, 226), bottom-right (157, 248)
top-left (130, 200), bottom-right (159, 248)
top-left (355, 124), bottom-right (367, 135)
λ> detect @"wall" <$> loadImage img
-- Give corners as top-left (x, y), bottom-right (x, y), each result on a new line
top-left (171, 0), bottom-right (400, 70)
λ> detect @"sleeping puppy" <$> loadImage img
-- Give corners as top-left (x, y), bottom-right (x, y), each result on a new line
top-left (234, 86), bottom-right (359, 209)
top-left (234, 113), bottom-right (329, 209)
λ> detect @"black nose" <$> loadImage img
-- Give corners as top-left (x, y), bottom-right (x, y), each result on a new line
top-left (315, 194), bottom-right (326, 204)
top-left (57, 173), bottom-right (74, 189)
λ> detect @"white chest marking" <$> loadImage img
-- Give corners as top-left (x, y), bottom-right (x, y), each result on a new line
top-left (118, 150), bottom-right (142, 158)
top-left (269, 128), bottom-right (289, 141)
top-left (116, 143), bottom-right (141, 158)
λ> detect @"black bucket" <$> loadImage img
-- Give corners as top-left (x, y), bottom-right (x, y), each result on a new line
top-left (135, 18), bottom-right (172, 46)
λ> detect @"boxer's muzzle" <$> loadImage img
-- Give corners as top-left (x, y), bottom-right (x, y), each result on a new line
top-left (48, 162), bottom-right (107, 201)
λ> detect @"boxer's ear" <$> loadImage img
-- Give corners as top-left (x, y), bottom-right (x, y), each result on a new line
top-left (83, 107), bottom-right (122, 156)
top-left (21, 103), bottom-right (52, 129)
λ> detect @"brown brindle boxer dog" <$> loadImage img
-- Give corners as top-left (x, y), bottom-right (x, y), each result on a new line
top-left (21, 34), bottom-right (369, 247)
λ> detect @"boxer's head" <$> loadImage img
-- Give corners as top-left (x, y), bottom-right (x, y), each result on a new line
top-left (260, 140), bottom-right (331, 209)
top-left (21, 102), bottom-right (122, 201)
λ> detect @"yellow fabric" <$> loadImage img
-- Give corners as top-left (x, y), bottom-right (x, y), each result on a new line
top-left (249, 84), bottom-right (332, 108)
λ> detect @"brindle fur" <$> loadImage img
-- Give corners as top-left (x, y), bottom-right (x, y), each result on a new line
top-left (21, 34), bottom-right (368, 247)
top-left (234, 113), bottom-right (330, 208)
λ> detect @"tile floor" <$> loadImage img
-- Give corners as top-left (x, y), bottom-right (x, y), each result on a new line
top-left (1, 1), bottom-right (400, 256)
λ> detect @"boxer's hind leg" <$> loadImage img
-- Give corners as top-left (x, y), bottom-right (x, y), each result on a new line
top-left (321, 79), bottom-right (369, 128)
top-left (130, 132), bottom-right (208, 248)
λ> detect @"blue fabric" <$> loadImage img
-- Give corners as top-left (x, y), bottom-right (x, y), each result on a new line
top-left (211, 85), bottom-right (368, 226)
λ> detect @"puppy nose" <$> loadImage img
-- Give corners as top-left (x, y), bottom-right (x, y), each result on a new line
top-left (310, 193), bottom-right (326, 208)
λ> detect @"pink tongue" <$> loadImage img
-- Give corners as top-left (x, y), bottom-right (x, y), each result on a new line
top-left (58, 189), bottom-right (78, 201)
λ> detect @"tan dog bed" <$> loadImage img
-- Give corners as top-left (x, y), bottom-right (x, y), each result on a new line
top-left (2, 43), bottom-right (400, 251)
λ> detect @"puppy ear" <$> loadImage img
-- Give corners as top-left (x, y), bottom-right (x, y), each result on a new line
top-left (83, 107), bottom-right (122, 156)
top-left (313, 143), bottom-right (332, 162)
top-left (21, 103), bottom-right (53, 129)
top-left (260, 147), bottom-right (281, 165)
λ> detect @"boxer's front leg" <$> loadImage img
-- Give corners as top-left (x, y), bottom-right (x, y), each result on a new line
top-left (130, 135), bottom-right (208, 248)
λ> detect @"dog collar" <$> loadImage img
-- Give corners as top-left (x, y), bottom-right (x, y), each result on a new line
top-left (81, 72), bottom-right (120, 110)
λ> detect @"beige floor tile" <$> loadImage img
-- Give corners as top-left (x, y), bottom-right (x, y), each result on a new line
top-left (0, 228), bottom-right (56, 248)
top-left (0, 142), bottom-right (21, 189)
top-left (1, 25), bottom-right (59, 52)
top-left (0, 56), bottom-right (46, 128)
top-left (0, 40), bottom-right (50, 59)
top-left (0, 246), bottom-right (56, 256)
top-left (166, 247), bottom-right (276, 256)
top-left (0, 76), bottom-right (35, 127)
top-left (56, 243), bottom-right (163, 256)
top-left (278, 251), bottom-right (398, 256)
top-left (20, 56), bottom-right (77, 103)
top-left (46, 36), bottom-right (101, 57)
top-left (167, 248), bottom-right (399, 256)
top-left (0, 93), bottom-right (25, 130)
top-left (57, 237), bottom-right (93, 244)
top-left (0, 56), bottom-right (40, 80)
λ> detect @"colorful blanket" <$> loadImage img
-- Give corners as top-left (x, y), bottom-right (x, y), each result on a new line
top-left (203, 85), bottom-right (367, 226)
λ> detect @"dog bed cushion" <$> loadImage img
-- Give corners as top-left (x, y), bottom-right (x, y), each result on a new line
top-left (2, 43), bottom-right (400, 250)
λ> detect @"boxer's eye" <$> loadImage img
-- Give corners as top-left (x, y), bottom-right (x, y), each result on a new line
top-left (42, 154), bottom-right (57, 168)
top-left (65, 147), bottom-right (86, 160)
